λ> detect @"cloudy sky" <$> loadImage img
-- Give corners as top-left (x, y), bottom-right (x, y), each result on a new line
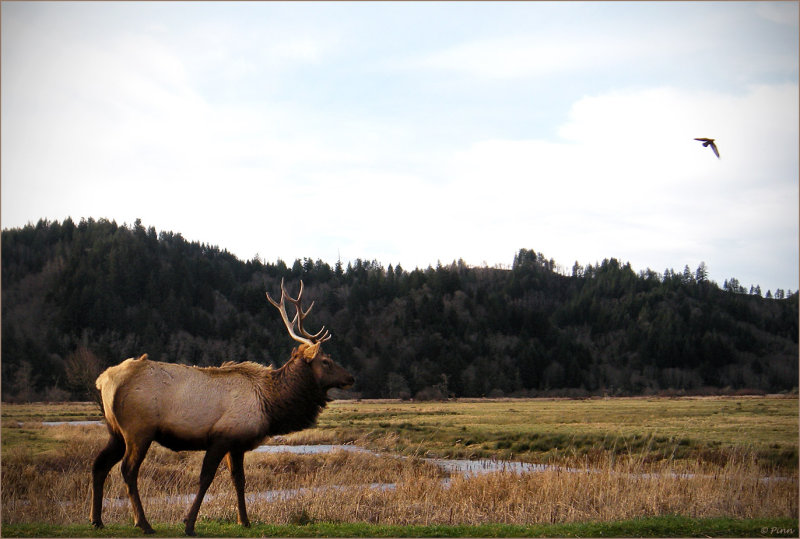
top-left (2, 1), bottom-right (798, 293)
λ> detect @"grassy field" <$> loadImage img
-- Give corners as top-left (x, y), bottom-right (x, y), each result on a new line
top-left (3, 516), bottom-right (799, 537)
top-left (1, 401), bottom-right (101, 424)
top-left (1, 397), bottom-right (797, 536)
top-left (298, 396), bottom-right (799, 470)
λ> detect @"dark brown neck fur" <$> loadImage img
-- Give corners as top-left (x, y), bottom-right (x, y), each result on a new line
top-left (261, 354), bottom-right (328, 436)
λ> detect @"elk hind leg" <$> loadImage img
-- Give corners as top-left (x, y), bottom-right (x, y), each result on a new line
top-left (91, 432), bottom-right (125, 528)
top-left (184, 444), bottom-right (227, 536)
top-left (225, 451), bottom-right (250, 527)
top-left (120, 437), bottom-right (154, 534)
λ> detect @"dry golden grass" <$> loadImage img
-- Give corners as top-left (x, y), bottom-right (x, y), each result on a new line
top-left (259, 451), bottom-right (797, 526)
top-left (1, 423), bottom-right (796, 528)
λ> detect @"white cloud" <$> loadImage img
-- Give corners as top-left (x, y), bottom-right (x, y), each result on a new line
top-left (431, 84), bottom-right (798, 288)
top-left (400, 4), bottom-right (797, 92)
top-left (1, 5), bottom-right (348, 232)
top-left (410, 34), bottom-right (616, 79)
top-left (403, 16), bottom-right (707, 81)
top-left (756, 2), bottom-right (799, 26)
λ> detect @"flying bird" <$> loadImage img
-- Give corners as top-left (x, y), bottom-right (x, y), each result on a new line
top-left (694, 137), bottom-right (720, 159)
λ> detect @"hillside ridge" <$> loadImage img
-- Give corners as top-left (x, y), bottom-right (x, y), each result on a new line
top-left (2, 218), bottom-right (797, 401)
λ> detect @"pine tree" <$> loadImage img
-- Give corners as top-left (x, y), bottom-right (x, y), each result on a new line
top-left (695, 262), bottom-right (709, 283)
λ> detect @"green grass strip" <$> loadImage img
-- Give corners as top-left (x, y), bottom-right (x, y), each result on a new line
top-left (2, 516), bottom-right (798, 537)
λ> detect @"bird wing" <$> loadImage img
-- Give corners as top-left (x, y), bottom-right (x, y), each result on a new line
top-left (694, 138), bottom-right (711, 142)
top-left (709, 141), bottom-right (720, 158)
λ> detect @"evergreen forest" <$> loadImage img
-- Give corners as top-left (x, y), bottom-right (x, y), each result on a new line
top-left (2, 218), bottom-right (797, 402)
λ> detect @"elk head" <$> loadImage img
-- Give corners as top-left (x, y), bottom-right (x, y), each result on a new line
top-left (267, 279), bottom-right (354, 390)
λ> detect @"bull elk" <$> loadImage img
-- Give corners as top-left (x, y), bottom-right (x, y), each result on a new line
top-left (90, 280), bottom-right (354, 535)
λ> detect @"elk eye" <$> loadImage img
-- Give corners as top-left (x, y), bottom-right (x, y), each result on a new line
top-left (323, 359), bottom-right (332, 367)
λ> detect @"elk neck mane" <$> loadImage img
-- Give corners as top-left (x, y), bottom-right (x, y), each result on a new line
top-left (208, 351), bottom-right (329, 436)
top-left (263, 348), bottom-right (330, 435)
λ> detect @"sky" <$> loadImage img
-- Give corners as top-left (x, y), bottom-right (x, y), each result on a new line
top-left (2, 1), bottom-right (798, 293)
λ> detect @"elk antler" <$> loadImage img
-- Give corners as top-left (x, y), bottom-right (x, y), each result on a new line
top-left (266, 279), bottom-right (331, 345)
top-left (287, 281), bottom-right (332, 342)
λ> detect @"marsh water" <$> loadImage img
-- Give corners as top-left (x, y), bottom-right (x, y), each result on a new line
top-left (41, 421), bottom-right (552, 476)
top-left (42, 420), bottom-right (104, 426)
top-left (37, 420), bottom-right (789, 508)
top-left (253, 443), bottom-right (555, 475)
top-left (90, 444), bottom-right (557, 508)
top-left (38, 421), bottom-right (563, 506)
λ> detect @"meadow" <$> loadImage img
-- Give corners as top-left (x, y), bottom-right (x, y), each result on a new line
top-left (1, 397), bottom-right (797, 537)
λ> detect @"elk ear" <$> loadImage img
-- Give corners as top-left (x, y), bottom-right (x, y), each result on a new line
top-left (302, 342), bottom-right (321, 362)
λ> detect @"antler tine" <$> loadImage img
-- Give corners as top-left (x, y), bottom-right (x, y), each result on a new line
top-left (298, 301), bottom-right (331, 340)
top-left (266, 278), bottom-right (314, 346)
top-left (297, 310), bottom-right (330, 341)
top-left (266, 278), bottom-right (289, 311)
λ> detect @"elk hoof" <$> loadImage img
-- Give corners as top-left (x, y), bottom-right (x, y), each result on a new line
top-left (137, 522), bottom-right (155, 534)
top-left (91, 521), bottom-right (104, 529)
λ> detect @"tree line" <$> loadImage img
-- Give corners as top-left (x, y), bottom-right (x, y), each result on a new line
top-left (2, 218), bottom-right (797, 402)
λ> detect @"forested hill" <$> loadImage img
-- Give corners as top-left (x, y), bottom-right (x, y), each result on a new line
top-left (2, 218), bottom-right (798, 401)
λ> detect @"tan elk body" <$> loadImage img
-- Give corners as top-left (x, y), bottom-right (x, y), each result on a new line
top-left (90, 281), bottom-right (354, 535)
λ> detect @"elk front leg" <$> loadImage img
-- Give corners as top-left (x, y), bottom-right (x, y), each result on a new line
top-left (184, 445), bottom-right (227, 536)
top-left (225, 451), bottom-right (250, 527)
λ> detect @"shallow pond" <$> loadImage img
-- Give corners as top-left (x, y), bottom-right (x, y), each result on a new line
top-left (41, 420), bottom-right (104, 426)
top-left (40, 421), bottom-right (791, 506)
top-left (254, 443), bottom-right (559, 476)
top-left (41, 422), bottom-right (557, 477)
